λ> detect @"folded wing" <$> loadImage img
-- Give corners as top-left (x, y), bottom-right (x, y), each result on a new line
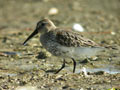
top-left (55, 29), bottom-right (100, 47)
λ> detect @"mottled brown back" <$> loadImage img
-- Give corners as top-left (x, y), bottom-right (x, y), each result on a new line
top-left (54, 29), bottom-right (99, 47)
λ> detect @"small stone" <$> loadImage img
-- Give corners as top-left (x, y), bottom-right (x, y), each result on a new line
top-left (94, 71), bottom-right (105, 75)
top-left (91, 56), bottom-right (98, 61)
top-left (55, 75), bottom-right (63, 80)
top-left (80, 59), bottom-right (89, 63)
top-left (36, 51), bottom-right (47, 59)
top-left (62, 85), bottom-right (69, 89)
top-left (111, 31), bottom-right (116, 35)
top-left (73, 23), bottom-right (84, 32)
top-left (48, 8), bottom-right (58, 15)
top-left (80, 88), bottom-right (84, 90)
top-left (81, 67), bottom-right (89, 77)
top-left (15, 86), bottom-right (38, 90)
top-left (2, 85), bottom-right (9, 89)
top-left (26, 60), bottom-right (32, 64)
top-left (2, 37), bottom-right (7, 43)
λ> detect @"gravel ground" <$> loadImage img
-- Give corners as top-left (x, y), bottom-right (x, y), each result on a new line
top-left (0, 0), bottom-right (120, 90)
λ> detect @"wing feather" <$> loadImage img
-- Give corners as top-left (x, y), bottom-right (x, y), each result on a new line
top-left (55, 29), bottom-right (99, 47)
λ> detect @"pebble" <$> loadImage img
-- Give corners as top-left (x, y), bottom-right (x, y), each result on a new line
top-left (15, 86), bottom-right (38, 90)
top-left (82, 67), bottom-right (89, 77)
top-left (73, 23), bottom-right (84, 32)
top-left (55, 75), bottom-right (63, 80)
top-left (37, 51), bottom-right (47, 59)
top-left (111, 31), bottom-right (116, 35)
top-left (91, 56), bottom-right (98, 61)
top-left (94, 71), bottom-right (105, 75)
top-left (48, 8), bottom-right (58, 15)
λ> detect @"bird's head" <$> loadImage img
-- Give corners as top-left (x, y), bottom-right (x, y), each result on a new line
top-left (23, 18), bottom-right (56, 45)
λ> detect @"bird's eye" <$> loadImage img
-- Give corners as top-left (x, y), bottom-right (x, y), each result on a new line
top-left (41, 23), bottom-right (46, 26)
top-left (36, 22), bottom-right (47, 29)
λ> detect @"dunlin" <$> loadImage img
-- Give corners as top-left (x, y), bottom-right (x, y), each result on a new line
top-left (23, 19), bottom-right (104, 73)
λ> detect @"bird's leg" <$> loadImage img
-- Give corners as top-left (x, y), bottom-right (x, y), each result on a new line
top-left (55, 59), bottom-right (65, 74)
top-left (71, 58), bottom-right (76, 73)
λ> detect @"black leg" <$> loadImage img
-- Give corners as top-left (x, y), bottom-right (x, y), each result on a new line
top-left (71, 58), bottom-right (76, 73)
top-left (55, 59), bottom-right (65, 74)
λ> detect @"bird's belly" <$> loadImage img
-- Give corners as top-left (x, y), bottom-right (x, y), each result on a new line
top-left (56, 46), bottom-right (104, 59)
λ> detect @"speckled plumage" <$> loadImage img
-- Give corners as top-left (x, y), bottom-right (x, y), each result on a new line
top-left (55, 29), bottom-right (99, 47)
top-left (23, 18), bottom-right (104, 73)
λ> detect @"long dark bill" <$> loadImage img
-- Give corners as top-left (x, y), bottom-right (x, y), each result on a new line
top-left (23, 29), bottom-right (38, 45)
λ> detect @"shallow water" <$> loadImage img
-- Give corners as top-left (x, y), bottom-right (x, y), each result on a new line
top-left (0, 0), bottom-right (120, 89)
top-left (76, 66), bottom-right (120, 74)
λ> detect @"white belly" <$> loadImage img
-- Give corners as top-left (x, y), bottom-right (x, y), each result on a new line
top-left (57, 46), bottom-right (104, 59)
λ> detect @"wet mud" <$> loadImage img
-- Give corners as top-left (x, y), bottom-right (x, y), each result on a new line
top-left (0, 0), bottom-right (120, 89)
